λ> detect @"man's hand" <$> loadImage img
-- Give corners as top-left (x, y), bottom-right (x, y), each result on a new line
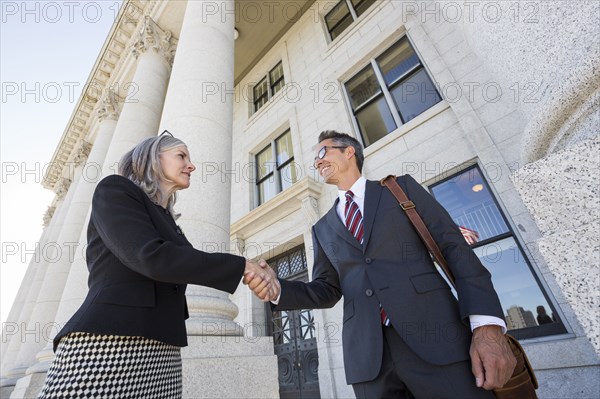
top-left (470, 325), bottom-right (517, 390)
top-left (243, 259), bottom-right (280, 302)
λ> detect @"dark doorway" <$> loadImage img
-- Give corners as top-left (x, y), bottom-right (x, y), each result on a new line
top-left (267, 246), bottom-right (321, 399)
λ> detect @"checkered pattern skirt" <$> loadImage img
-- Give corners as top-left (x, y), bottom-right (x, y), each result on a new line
top-left (38, 332), bottom-right (182, 399)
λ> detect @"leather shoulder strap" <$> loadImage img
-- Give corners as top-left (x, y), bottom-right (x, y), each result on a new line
top-left (380, 175), bottom-right (457, 287)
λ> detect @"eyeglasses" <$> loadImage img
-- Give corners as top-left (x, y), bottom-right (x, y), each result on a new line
top-left (313, 146), bottom-right (347, 167)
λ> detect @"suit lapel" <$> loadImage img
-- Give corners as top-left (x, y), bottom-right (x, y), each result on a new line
top-left (324, 199), bottom-right (363, 251)
top-left (362, 180), bottom-right (383, 253)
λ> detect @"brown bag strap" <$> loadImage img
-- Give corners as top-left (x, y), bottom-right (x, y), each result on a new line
top-left (380, 175), bottom-right (456, 287)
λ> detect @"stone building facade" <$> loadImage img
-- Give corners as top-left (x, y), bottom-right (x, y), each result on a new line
top-left (1, 1), bottom-right (598, 398)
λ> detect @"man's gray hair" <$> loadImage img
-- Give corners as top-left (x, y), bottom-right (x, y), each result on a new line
top-left (318, 130), bottom-right (364, 173)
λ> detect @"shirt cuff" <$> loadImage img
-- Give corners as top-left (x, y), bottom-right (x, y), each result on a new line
top-left (469, 315), bottom-right (507, 334)
top-left (270, 291), bottom-right (281, 305)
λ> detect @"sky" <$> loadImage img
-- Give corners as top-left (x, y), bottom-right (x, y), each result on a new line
top-left (1, 0), bottom-right (122, 325)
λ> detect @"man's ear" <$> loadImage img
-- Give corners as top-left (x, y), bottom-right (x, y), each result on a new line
top-left (346, 146), bottom-right (355, 160)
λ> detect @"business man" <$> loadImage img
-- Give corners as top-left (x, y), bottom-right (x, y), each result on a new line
top-left (245, 130), bottom-right (515, 398)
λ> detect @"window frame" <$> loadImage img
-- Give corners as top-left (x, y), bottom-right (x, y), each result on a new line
top-left (254, 129), bottom-right (296, 207)
top-left (324, 0), bottom-right (377, 41)
top-left (427, 165), bottom-right (568, 340)
top-left (343, 35), bottom-right (442, 147)
top-left (253, 61), bottom-right (286, 113)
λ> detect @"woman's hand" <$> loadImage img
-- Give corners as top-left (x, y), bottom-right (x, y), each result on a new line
top-left (243, 259), bottom-right (280, 302)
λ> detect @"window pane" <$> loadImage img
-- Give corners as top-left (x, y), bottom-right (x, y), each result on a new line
top-left (258, 179), bottom-right (277, 204)
top-left (280, 162), bottom-right (298, 190)
top-left (272, 311), bottom-right (292, 344)
top-left (325, 1), bottom-right (353, 39)
top-left (473, 238), bottom-right (561, 331)
top-left (270, 62), bottom-right (285, 96)
top-left (355, 96), bottom-right (397, 146)
top-left (275, 131), bottom-right (294, 165)
top-left (376, 38), bottom-right (420, 86)
top-left (430, 168), bottom-right (509, 241)
top-left (390, 68), bottom-right (442, 123)
top-left (256, 146), bottom-right (274, 180)
top-left (299, 309), bottom-right (316, 340)
top-left (253, 77), bottom-right (269, 111)
top-left (346, 65), bottom-right (382, 110)
top-left (351, 0), bottom-right (377, 17)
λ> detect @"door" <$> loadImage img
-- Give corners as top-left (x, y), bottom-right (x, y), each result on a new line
top-left (267, 246), bottom-right (321, 399)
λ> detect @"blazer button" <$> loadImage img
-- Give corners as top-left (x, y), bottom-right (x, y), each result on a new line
top-left (173, 285), bottom-right (179, 293)
top-left (365, 258), bottom-right (372, 264)
top-left (365, 289), bottom-right (373, 297)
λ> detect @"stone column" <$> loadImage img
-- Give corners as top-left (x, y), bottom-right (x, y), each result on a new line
top-left (159, 1), bottom-right (278, 397)
top-left (101, 15), bottom-right (175, 175)
top-left (461, 0), bottom-right (600, 161)
top-left (23, 91), bottom-right (120, 387)
top-left (159, 0), bottom-right (240, 337)
top-left (0, 226), bottom-right (48, 396)
top-left (1, 177), bottom-right (75, 391)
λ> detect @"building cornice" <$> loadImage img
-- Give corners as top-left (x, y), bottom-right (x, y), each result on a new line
top-left (42, 0), bottom-right (157, 191)
top-left (230, 177), bottom-right (322, 242)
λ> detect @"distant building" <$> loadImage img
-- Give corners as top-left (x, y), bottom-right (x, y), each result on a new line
top-left (507, 306), bottom-right (538, 330)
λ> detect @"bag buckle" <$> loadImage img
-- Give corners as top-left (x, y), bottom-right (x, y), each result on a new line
top-left (400, 201), bottom-right (415, 210)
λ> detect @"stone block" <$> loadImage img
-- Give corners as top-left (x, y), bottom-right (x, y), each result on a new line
top-left (181, 336), bottom-right (278, 399)
top-left (535, 365), bottom-right (600, 399)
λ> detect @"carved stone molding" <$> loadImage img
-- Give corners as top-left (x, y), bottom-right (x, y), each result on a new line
top-left (72, 141), bottom-right (92, 168)
top-left (43, 206), bottom-right (57, 227)
top-left (132, 16), bottom-right (177, 67)
top-left (96, 88), bottom-right (120, 122)
top-left (230, 177), bottom-right (323, 242)
top-left (55, 178), bottom-right (72, 201)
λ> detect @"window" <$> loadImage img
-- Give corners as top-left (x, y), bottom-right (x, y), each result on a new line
top-left (324, 0), bottom-right (377, 40)
top-left (255, 130), bottom-right (297, 206)
top-left (253, 62), bottom-right (285, 113)
top-left (429, 166), bottom-right (567, 339)
top-left (344, 37), bottom-right (442, 147)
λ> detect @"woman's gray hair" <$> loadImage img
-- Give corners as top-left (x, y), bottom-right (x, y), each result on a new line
top-left (118, 132), bottom-right (187, 217)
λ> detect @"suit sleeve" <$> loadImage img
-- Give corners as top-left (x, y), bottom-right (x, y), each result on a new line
top-left (90, 175), bottom-right (245, 293)
top-left (274, 226), bottom-right (342, 311)
top-left (402, 174), bottom-right (505, 322)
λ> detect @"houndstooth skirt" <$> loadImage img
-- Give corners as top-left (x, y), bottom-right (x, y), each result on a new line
top-left (38, 332), bottom-right (182, 399)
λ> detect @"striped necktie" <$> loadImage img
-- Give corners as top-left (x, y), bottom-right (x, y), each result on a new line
top-left (344, 191), bottom-right (363, 244)
top-left (344, 191), bottom-right (390, 326)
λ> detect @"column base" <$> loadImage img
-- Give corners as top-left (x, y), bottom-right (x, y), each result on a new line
top-left (181, 335), bottom-right (279, 399)
top-left (6, 372), bottom-right (47, 399)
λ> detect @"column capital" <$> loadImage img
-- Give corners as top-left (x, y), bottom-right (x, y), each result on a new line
top-left (55, 178), bottom-right (72, 201)
top-left (95, 88), bottom-right (120, 122)
top-left (72, 141), bottom-right (92, 168)
top-left (43, 205), bottom-right (57, 227)
top-left (132, 16), bottom-right (177, 67)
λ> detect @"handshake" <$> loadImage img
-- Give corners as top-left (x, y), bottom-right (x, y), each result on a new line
top-left (243, 259), bottom-right (281, 302)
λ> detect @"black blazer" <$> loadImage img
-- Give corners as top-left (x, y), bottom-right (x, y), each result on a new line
top-left (274, 175), bottom-right (504, 384)
top-left (54, 175), bottom-right (245, 351)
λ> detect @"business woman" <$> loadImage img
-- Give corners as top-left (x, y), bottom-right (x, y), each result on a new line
top-left (38, 132), bottom-right (277, 399)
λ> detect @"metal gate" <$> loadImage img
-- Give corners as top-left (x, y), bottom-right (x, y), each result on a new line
top-left (267, 246), bottom-right (321, 399)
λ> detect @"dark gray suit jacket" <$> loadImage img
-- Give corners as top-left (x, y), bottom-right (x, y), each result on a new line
top-left (274, 175), bottom-right (504, 384)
